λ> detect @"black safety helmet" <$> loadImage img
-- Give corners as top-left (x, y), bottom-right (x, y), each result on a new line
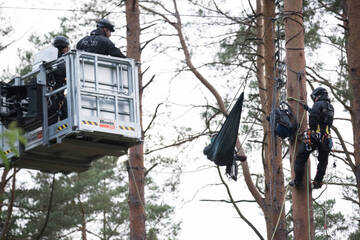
top-left (53, 36), bottom-right (69, 49)
top-left (311, 87), bottom-right (328, 102)
top-left (97, 19), bottom-right (115, 32)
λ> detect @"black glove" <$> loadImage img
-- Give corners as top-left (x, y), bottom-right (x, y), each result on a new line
top-left (302, 103), bottom-right (310, 112)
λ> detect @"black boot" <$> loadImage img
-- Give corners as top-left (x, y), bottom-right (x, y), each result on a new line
top-left (311, 181), bottom-right (323, 189)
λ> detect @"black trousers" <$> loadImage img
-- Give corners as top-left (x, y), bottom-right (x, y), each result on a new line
top-left (294, 134), bottom-right (331, 184)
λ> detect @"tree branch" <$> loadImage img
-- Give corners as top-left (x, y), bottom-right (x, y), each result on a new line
top-left (0, 168), bottom-right (16, 240)
top-left (143, 102), bottom-right (163, 135)
top-left (306, 66), bottom-right (351, 112)
top-left (141, 74), bottom-right (155, 92)
top-left (200, 199), bottom-right (256, 203)
top-left (145, 131), bottom-right (206, 155)
top-left (145, 163), bottom-right (159, 177)
top-left (342, 196), bottom-right (360, 207)
top-left (331, 125), bottom-right (355, 170)
top-left (217, 167), bottom-right (264, 240)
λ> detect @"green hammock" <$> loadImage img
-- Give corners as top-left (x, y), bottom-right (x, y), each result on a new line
top-left (203, 92), bottom-right (244, 180)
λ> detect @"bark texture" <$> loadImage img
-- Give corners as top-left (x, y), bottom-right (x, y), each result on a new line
top-left (126, 1), bottom-right (146, 239)
top-left (284, 0), bottom-right (314, 239)
top-left (262, 1), bottom-right (287, 239)
top-left (347, 0), bottom-right (360, 205)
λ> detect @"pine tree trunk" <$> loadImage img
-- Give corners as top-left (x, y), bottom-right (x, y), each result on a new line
top-left (284, 1), bottom-right (314, 239)
top-left (262, 1), bottom-right (287, 239)
top-left (81, 221), bottom-right (87, 240)
top-left (126, 1), bottom-right (146, 239)
top-left (347, 0), bottom-right (360, 205)
top-left (0, 169), bottom-right (9, 213)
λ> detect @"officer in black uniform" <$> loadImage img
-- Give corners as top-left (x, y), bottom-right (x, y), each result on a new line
top-left (290, 87), bottom-right (334, 189)
top-left (53, 35), bottom-right (70, 58)
top-left (76, 19), bottom-right (126, 58)
top-left (51, 36), bottom-right (70, 121)
top-left (52, 36), bottom-right (69, 85)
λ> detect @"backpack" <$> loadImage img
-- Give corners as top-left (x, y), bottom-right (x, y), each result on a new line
top-left (323, 101), bottom-right (334, 127)
top-left (269, 102), bottom-right (298, 139)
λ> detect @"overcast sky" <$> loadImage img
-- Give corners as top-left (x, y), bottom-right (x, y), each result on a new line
top-left (0, 1), bottom-right (355, 239)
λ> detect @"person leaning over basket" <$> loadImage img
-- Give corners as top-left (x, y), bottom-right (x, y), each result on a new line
top-left (76, 19), bottom-right (126, 58)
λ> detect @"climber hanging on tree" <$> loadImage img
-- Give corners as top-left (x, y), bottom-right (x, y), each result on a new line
top-left (289, 87), bottom-right (334, 189)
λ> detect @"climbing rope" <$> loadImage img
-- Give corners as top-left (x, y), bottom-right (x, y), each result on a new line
top-left (324, 180), bottom-right (328, 235)
top-left (213, 62), bottom-right (252, 133)
top-left (270, 185), bottom-right (290, 240)
top-left (306, 162), bottom-right (312, 240)
top-left (269, 2), bottom-right (315, 239)
top-left (269, 110), bottom-right (306, 239)
top-left (268, 6), bottom-right (287, 223)
top-left (127, 157), bottom-right (146, 212)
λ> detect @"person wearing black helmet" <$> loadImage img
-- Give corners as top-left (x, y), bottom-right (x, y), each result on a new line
top-left (76, 19), bottom-right (126, 58)
top-left (50, 35), bottom-right (70, 121)
top-left (53, 35), bottom-right (70, 58)
top-left (290, 87), bottom-right (334, 189)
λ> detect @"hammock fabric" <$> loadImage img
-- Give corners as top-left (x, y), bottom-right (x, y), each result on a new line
top-left (203, 92), bottom-right (244, 180)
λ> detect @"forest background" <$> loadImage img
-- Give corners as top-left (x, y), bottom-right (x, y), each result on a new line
top-left (0, 0), bottom-right (358, 240)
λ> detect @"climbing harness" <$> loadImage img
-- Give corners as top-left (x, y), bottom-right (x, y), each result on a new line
top-left (303, 129), bottom-right (312, 152)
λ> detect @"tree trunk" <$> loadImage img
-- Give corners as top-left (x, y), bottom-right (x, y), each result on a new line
top-left (262, 0), bottom-right (287, 239)
top-left (81, 221), bottom-right (87, 240)
top-left (0, 169), bottom-right (9, 213)
top-left (347, 0), bottom-right (360, 205)
top-left (284, 1), bottom-right (314, 239)
top-left (1, 169), bottom-right (15, 240)
top-left (126, 1), bottom-right (146, 240)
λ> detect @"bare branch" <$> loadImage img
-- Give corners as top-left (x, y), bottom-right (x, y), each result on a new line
top-left (143, 102), bottom-right (163, 135)
top-left (142, 0), bottom-right (266, 214)
top-left (200, 199), bottom-right (256, 203)
top-left (141, 35), bottom-right (160, 52)
top-left (140, 22), bottom-right (157, 32)
top-left (343, 196), bottom-right (360, 206)
top-left (181, 182), bottom-right (222, 208)
top-left (145, 131), bottom-right (206, 155)
top-left (141, 74), bottom-right (155, 92)
top-left (306, 67), bottom-right (351, 112)
top-left (317, 0), bottom-right (345, 20)
top-left (217, 167), bottom-right (264, 240)
top-left (212, 0), bottom-right (254, 27)
top-left (145, 163), bottom-right (159, 176)
top-left (331, 125), bottom-right (355, 170)
top-left (139, 3), bottom-right (175, 26)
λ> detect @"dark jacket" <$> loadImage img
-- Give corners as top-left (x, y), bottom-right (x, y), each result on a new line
top-left (76, 28), bottom-right (126, 58)
top-left (309, 95), bottom-right (334, 133)
top-left (51, 51), bottom-right (67, 88)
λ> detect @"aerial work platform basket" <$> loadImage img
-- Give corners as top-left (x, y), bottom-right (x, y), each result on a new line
top-left (0, 49), bottom-right (142, 173)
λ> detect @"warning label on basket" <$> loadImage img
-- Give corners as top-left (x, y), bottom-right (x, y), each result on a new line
top-left (27, 129), bottom-right (43, 142)
top-left (100, 119), bottom-right (115, 129)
